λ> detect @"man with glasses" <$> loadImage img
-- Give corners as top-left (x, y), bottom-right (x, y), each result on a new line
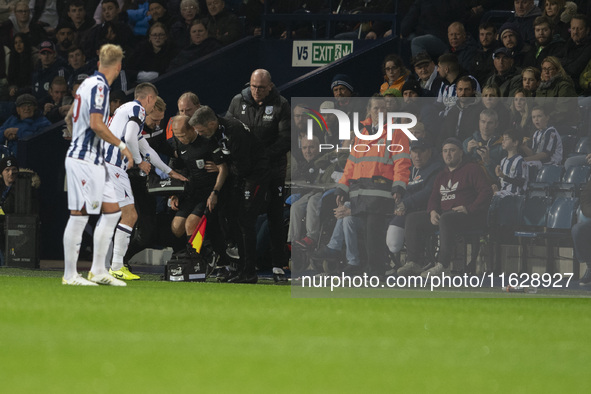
top-left (0, 93), bottom-right (51, 157)
top-left (0, 0), bottom-right (47, 46)
top-left (227, 69), bottom-right (290, 282)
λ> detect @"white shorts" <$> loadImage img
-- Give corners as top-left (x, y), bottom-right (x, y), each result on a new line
top-left (105, 162), bottom-right (135, 207)
top-left (66, 157), bottom-right (117, 214)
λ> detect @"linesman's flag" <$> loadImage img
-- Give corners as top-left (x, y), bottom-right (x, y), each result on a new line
top-left (188, 214), bottom-right (207, 253)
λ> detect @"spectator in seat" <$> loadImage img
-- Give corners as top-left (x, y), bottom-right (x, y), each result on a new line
top-left (170, 0), bottom-right (201, 49)
top-left (498, 22), bottom-right (531, 68)
top-left (402, 137), bottom-right (493, 277)
top-left (0, 93), bottom-right (51, 157)
top-left (437, 53), bottom-right (481, 113)
top-left (506, 0), bottom-right (542, 45)
top-left (66, 47), bottom-right (93, 89)
top-left (485, 48), bottom-right (522, 97)
top-left (543, 0), bottom-right (577, 41)
top-left (39, 76), bottom-right (71, 124)
top-left (82, 0), bottom-right (134, 58)
top-left (205, 0), bottom-right (242, 46)
top-left (32, 40), bottom-right (69, 101)
top-left (520, 66), bottom-right (541, 95)
top-left (379, 54), bottom-right (410, 94)
top-left (509, 88), bottom-right (534, 138)
top-left (129, 22), bottom-right (179, 82)
top-left (560, 14), bottom-right (591, 92)
top-left (392, 138), bottom-right (444, 277)
top-left (411, 52), bottom-right (444, 97)
top-left (493, 129), bottom-right (528, 196)
top-left (6, 32), bottom-right (34, 100)
top-left (478, 84), bottom-right (511, 133)
top-left (463, 108), bottom-right (504, 180)
top-left (446, 21), bottom-right (478, 75)
top-left (148, 0), bottom-right (174, 30)
top-left (0, 0), bottom-right (47, 48)
top-left (54, 22), bottom-right (76, 61)
top-left (523, 16), bottom-right (566, 69)
top-left (168, 19), bottom-right (222, 71)
top-left (535, 56), bottom-right (579, 130)
top-left (66, 0), bottom-right (96, 44)
top-left (471, 22), bottom-right (501, 86)
top-left (440, 75), bottom-right (482, 144)
top-left (521, 105), bottom-right (563, 165)
top-left (401, 1), bottom-right (471, 58)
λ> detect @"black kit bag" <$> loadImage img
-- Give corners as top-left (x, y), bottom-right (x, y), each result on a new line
top-left (146, 171), bottom-right (185, 195)
top-left (164, 255), bottom-right (208, 282)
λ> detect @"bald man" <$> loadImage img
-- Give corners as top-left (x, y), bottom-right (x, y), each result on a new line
top-left (227, 69), bottom-right (291, 282)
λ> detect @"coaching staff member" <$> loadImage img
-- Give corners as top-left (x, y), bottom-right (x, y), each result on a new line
top-left (227, 68), bottom-right (291, 282)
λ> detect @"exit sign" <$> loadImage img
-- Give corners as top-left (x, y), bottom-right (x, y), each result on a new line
top-left (292, 41), bottom-right (354, 67)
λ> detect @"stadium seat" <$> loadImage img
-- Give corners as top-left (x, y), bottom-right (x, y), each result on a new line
top-left (544, 197), bottom-right (579, 275)
top-left (528, 164), bottom-right (564, 197)
top-left (514, 194), bottom-right (553, 274)
top-left (573, 136), bottom-right (591, 155)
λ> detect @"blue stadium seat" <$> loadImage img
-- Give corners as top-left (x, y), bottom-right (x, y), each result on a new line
top-left (574, 136), bottom-right (591, 155)
top-left (488, 194), bottom-right (524, 273)
top-left (562, 165), bottom-right (591, 185)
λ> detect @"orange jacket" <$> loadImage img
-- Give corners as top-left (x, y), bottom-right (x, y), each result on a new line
top-left (337, 118), bottom-right (411, 213)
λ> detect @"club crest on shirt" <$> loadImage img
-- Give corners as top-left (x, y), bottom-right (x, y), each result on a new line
top-left (196, 159), bottom-right (205, 169)
top-left (81, 179), bottom-right (86, 186)
top-left (265, 106), bottom-right (273, 115)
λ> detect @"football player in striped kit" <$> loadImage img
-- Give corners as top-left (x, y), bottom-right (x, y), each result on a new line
top-left (62, 44), bottom-right (133, 286)
top-left (104, 83), bottom-right (187, 280)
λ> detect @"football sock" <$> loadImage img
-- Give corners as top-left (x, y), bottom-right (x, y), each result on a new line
top-left (90, 211), bottom-right (122, 275)
top-left (63, 215), bottom-right (89, 281)
top-left (111, 224), bottom-right (133, 271)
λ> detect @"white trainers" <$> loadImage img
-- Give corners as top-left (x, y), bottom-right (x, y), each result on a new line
top-left (421, 263), bottom-right (445, 279)
top-left (397, 261), bottom-right (424, 276)
top-left (62, 274), bottom-right (99, 286)
top-left (88, 271), bottom-right (127, 287)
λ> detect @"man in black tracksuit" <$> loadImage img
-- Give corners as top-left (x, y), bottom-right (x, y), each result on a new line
top-left (190, 106), bottom-right (269, 284)
top-left (226, 69), bottom-right (290, 282)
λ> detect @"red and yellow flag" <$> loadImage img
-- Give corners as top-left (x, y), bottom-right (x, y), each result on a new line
top-left (188, 214), bottom-right (207, 253)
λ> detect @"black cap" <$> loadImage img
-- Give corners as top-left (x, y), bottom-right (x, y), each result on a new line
top-left (401, 79), bottom-right (423, 96)
top-left (493, 47), bottom-right (514, 59)
top-left (410, 139), bottom-right (431, 150)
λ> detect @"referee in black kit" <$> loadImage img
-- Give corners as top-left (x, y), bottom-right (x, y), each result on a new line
top-left (189, 106), bottom-right (269, 284)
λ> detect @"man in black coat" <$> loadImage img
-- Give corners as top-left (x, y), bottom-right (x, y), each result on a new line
top-left (227, 69), bottom-right (290, 282)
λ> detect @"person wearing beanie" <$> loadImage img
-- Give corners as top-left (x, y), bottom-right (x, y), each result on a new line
top-left (330, 73), bottom-right (355, 97)
top-left (0, 154), bottom-right (39, 217)
top-left (401, 137), bottom-right (493, 277)
top-left (0, 94), bottom-right (51, 157)
top-left (330, 73), bottom-right (364, 121)
top-left (498, 21), bottom-right (531, 67)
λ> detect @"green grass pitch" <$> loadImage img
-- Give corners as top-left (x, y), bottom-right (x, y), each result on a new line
top-left (0, 269), bottom-right (590, 393)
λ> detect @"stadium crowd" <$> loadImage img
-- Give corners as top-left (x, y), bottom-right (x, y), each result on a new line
top-left (1, 0), bottom-right (591, 285)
